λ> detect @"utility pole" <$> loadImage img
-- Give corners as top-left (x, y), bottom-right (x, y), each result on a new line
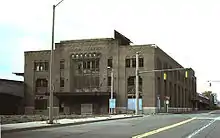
top-left (111, 69), bottom-right (114, 114)
top-left (107, 67), bottom-right (114, 114)
top-left (135, 52), bottom-right (139, 115)
top-left (49, 0), bottom-right (65, 124)
top-left (207, 80), bottom-right (220, 105)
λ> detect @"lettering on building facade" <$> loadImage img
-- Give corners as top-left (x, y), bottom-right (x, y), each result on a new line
top-left (71, 46), bottom-right (103, 52)
top-left (71, 46), bottom-right (104, 52)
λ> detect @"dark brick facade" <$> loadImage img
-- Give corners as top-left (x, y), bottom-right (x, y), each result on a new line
top-left (24, 31), bottom-right (197, 114)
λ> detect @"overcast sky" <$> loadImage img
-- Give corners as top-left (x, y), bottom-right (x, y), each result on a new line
top-left (1, 0), bottom-right (220, 100)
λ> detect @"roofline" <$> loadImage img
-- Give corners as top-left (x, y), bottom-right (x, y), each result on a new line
top-left (60, 38), bottom-right (114, 43)
top-left (0, 79), bottom-right (24, 83)
top-left (155, 46), bottom-right (184, 68)
top-left (13, 72), bottom-right (24, 77)
top-left (24, 50), bottom-right (50, 53)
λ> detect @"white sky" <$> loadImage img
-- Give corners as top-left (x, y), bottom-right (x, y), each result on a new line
top-left (0, 0), bottom-right (220, 100)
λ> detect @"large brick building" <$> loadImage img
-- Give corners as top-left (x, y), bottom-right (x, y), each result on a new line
top-left (24, 30), bottom-right (197, 114)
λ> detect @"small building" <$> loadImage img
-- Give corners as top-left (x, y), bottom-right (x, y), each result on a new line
top-left (0, 79), bottom-right (24, 115)
top-left (24, 30), bottom-right (197, 114)
top-left (197, 93), bottom-right (210, 110)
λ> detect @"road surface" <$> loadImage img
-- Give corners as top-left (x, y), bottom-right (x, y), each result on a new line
top-left (2, 110), bottom-right (220, 138)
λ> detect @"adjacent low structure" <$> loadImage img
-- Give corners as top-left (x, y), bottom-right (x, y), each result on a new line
top-left (24, 30), bottom-right (197, 114)
top-left (0, 79), bottom-right (24, 114)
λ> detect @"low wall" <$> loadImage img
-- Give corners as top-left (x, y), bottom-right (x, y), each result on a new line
top-left (0, 114), bottom-right (110, 124)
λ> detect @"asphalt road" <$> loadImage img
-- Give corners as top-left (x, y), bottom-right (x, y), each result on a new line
top-left (2, 110), bottom-right (220, 138)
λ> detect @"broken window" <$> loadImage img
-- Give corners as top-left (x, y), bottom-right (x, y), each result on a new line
top-left (60, 78), bottom-right (64, 87)
top-left (83, 61), bottom-right (87, 69)
top-left (95, 59), bottom-right (99, 70)
top-left (36, 79), bottom-right (48, 87)
top-left (108, 58), bottom-right (113, 68)
top-left (45, 62), bottom-right (49, 71)
top-left (139, 58), bottom-right (144, 67)
top-left (108, 76), bottom-right (111, 86)
top-left (91, 60), bottom-right (96, 69)
top-left (125, 58), bottom-right (130, 67)
top-left (60, 60), bottom-right (64, 69)
top-left (132, 58), bottom-right (136, 68)
top-left (34, 61), bottom-right (49, 71)
top-left (87, 61), bottom-right (91, 69)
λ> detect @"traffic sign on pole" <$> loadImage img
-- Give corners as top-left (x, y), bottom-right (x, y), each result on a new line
top-left (109, 99), bottom-right (116, 109)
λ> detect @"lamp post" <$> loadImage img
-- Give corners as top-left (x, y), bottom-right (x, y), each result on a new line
top-left (49, 0), bottom-right (65, 124)
top-left (135, 52), bottom-right (139, 115)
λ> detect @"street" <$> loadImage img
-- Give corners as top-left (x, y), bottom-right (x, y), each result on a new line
top-left (2, 110), bottom-right (220, 138)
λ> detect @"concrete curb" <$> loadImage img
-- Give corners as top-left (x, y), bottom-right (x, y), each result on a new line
top-left (1, 115), bottom-right (143, 134)
top-left (145, 113), bottom-right (171, 116)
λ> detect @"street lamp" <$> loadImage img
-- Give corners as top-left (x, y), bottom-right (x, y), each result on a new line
top-left (49, 0), bottom-right (65, 124)
top-left (135, 52), bottom-right (139, 115)
top-left (107, 66), bottom-right (114, 114)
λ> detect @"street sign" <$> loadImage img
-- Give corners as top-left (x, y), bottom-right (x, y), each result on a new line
top-left (109, 99), bottom-right (116, 109)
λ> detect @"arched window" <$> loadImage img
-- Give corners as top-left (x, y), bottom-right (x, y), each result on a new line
top-left (131, 55), bottom-right (144, 68)
top-left (138, 55), bottom-right (144, 67)
top-left (107, 57), bottom-right (113, 68)
top-left (127, 76), bottom-right (143, 94)
top-left (125, 56), bottom-right (131, 68)
top-left (36, 79), bottom-right (48, 87)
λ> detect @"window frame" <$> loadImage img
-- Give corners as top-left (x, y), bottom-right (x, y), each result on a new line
top-left (107, 58), bottom-right (113, 68)
top-left (138, 57), bottom-right (144, 67)
top-left (60, 78), bottom-right (64, 87)
top-left (60, 60), bottom-right (65, 69)
top-left (131, 58), bottom-right (136, 68)
top-left (125, 58), bottom-right (131, 68)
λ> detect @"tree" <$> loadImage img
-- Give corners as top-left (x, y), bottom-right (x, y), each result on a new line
top-left (202, 91), bottom-right (212, 97)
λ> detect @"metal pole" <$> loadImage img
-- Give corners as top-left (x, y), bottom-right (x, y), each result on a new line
top-left (49, 5), bottom-right (55, 124)
top-left (139, 68), bottom-right (190, 74)
top-left (135, 52), bottom-right (139, 115)
top-left (111, 69), bottom-right (114, 114)
top-left (157, 96), bottom-right (160, 112)
top-left (166, 99), bottom-right (169, 113)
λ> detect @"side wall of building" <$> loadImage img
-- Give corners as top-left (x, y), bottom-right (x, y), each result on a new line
top-left (119, 45), bottom-right (156, 114)
top-left (24, 51), bottom-right (51, 114)
top-left (154, 47), bottom-right (197, 112)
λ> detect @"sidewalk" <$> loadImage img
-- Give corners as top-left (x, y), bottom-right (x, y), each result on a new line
top-left (1, 114), bottom-right (142, 133)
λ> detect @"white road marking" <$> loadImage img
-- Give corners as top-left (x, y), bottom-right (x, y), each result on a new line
top-left (186, 116), bottom-right (220, 138)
